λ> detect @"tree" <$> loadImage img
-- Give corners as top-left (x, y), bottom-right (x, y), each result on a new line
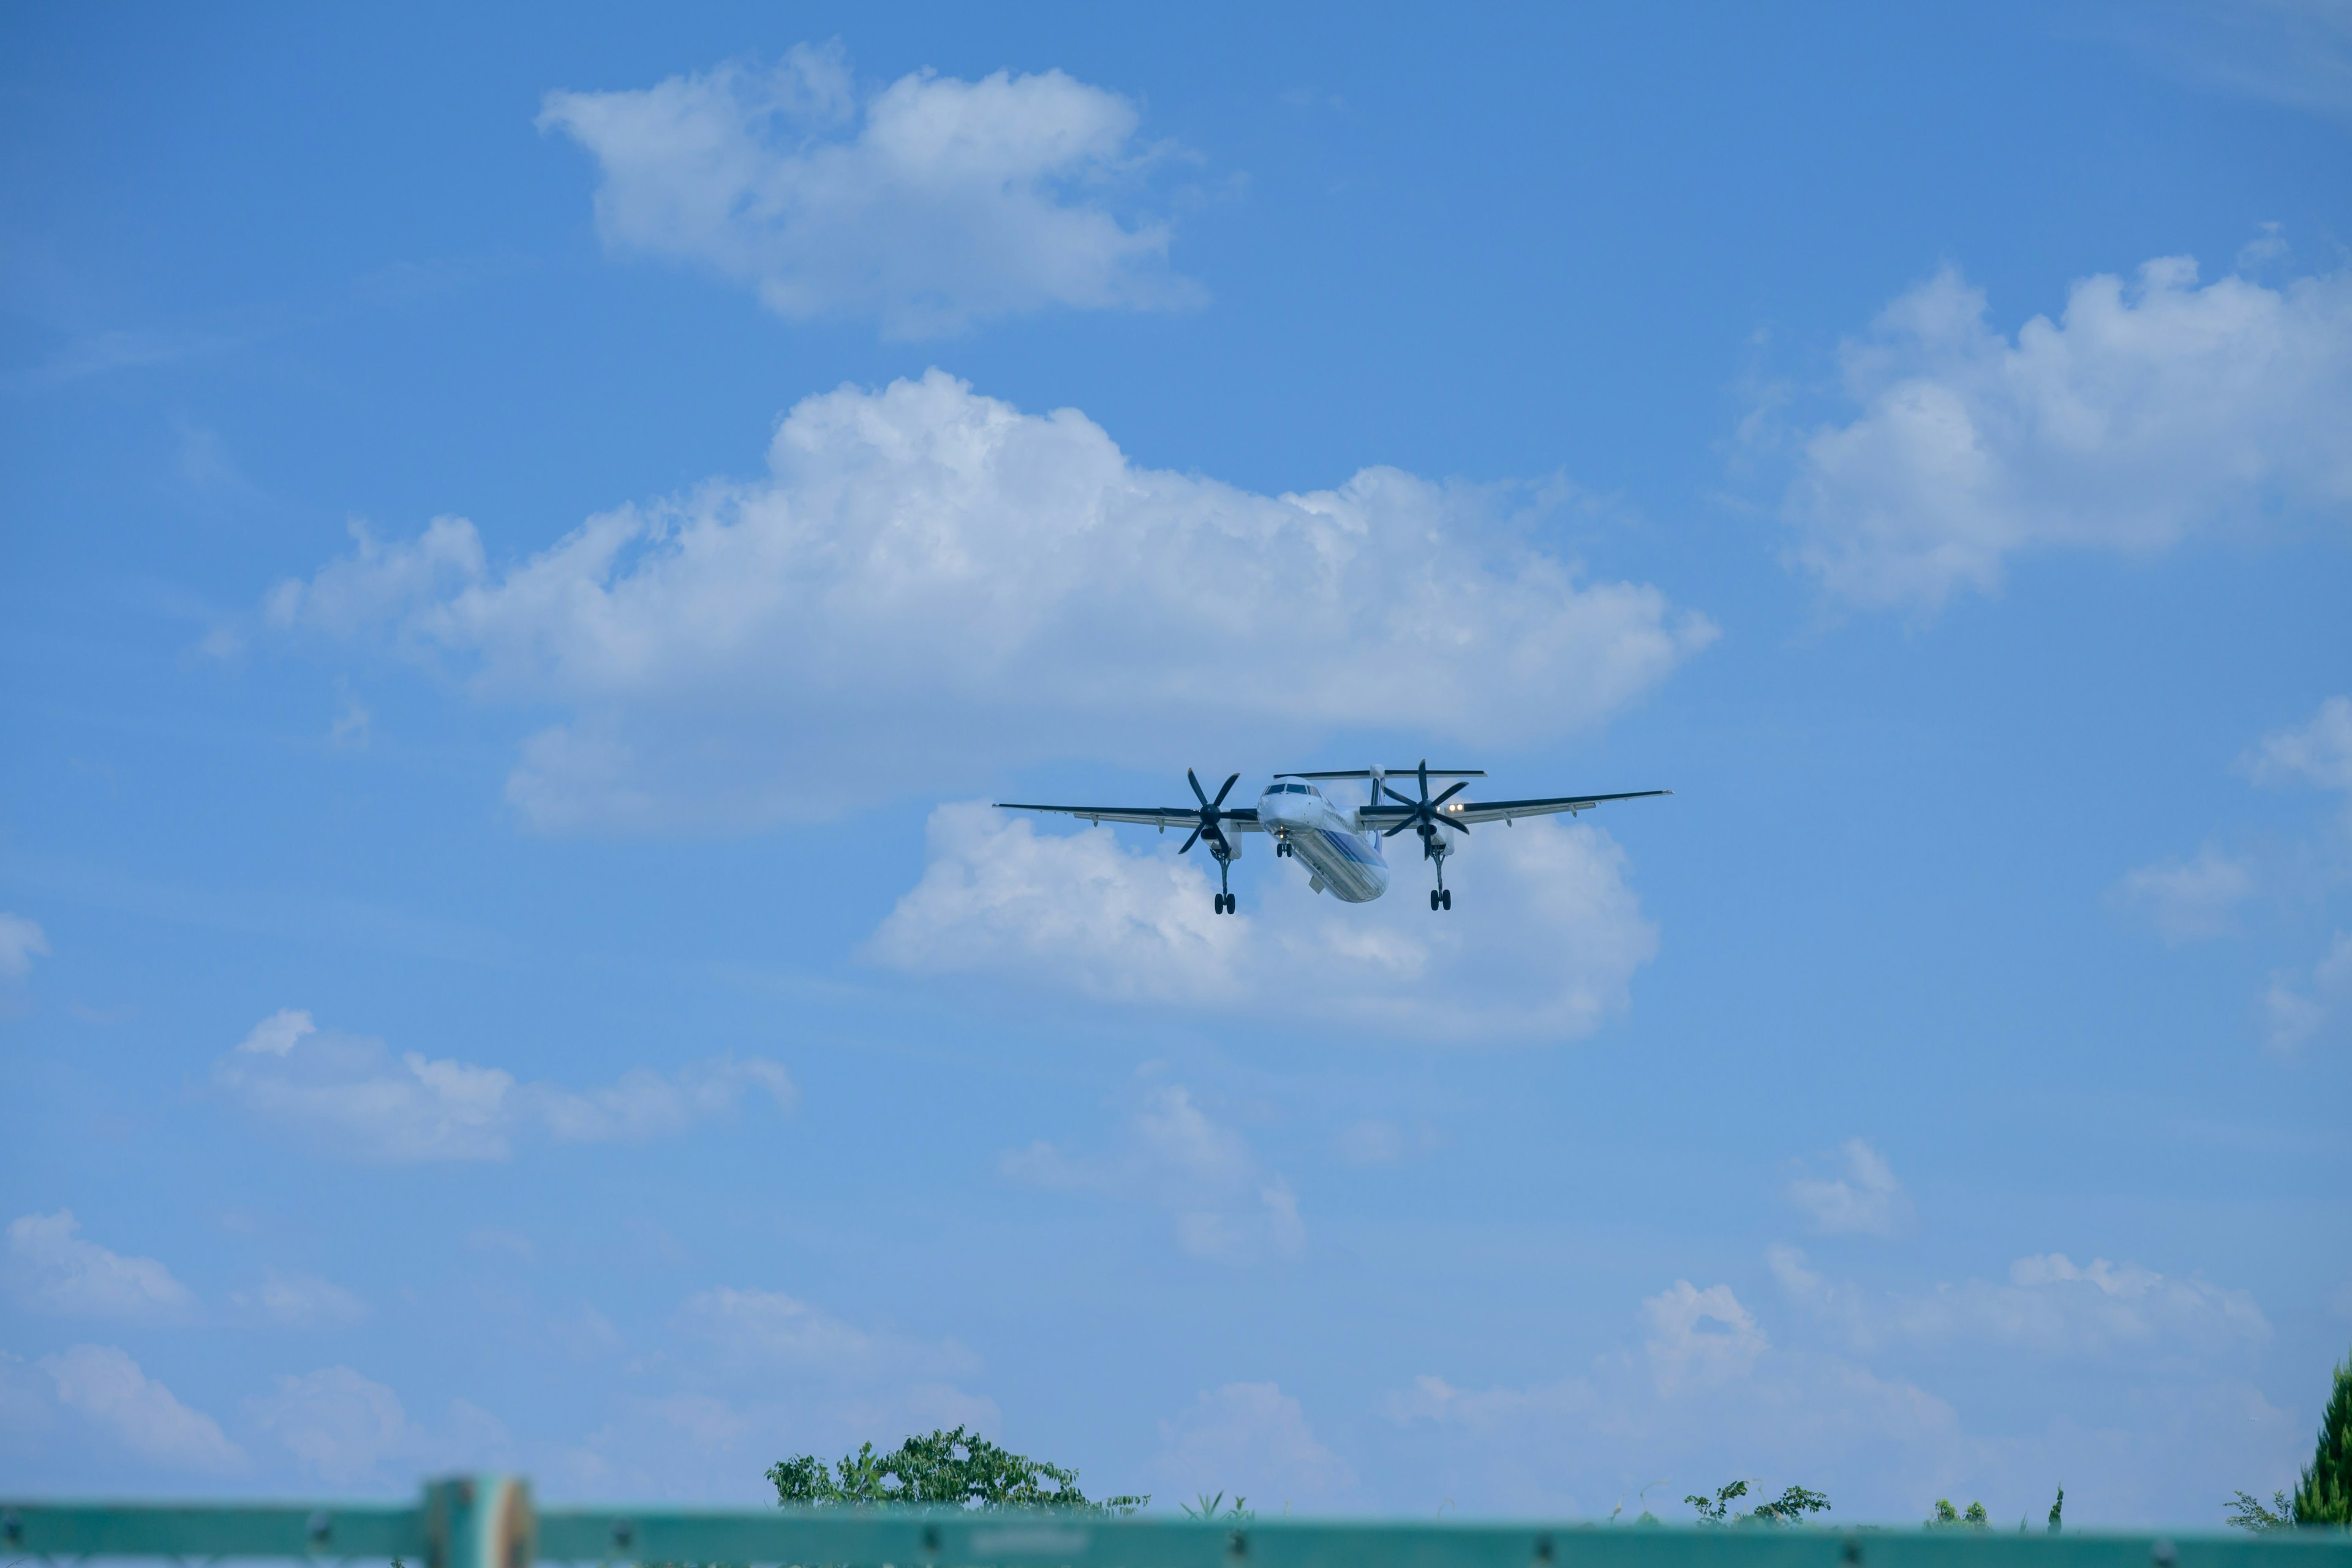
top-left (767, 1427), bottom-right (1145, 1512)
top-left (2046, 1487), bottom-right (2064, 1534)
top-left (2231, 1345), bottom-right (2352, 1531)
top-left (1927, 1499), bottom-right (1989, 1529)
top-left (2293, 1349), bottom-right (2351, 1527)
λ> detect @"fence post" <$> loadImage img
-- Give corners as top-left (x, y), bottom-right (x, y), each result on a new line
top-left (424, 1476), bottom-right (537, 1568)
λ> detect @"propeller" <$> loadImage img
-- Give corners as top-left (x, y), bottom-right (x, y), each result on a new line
top-left (1179, 769), bottom-right (1243, 856)
top-left (1381, 760), bottom-right (1471, 842)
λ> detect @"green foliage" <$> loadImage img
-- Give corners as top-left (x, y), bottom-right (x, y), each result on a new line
top-left (2228, 1491), bottom-right (2299, 1532)
top-left (766, 1426), bottom-right (1144, 1512)
top-left (2047, 1488), bottom-right (2064, 1534)
top-left (1178, 1493), bottom-right (1253, 1521)
top-left (2293, 1349), bottom-right (2352, 1527)
top-left (1684, 1481), bottom-right (1830, 1528)
top-left (1927, 1499), bottom-right (1989, 1529)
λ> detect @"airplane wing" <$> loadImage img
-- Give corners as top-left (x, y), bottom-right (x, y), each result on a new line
top-left (1358, 790), bottom-right (1670, 829)
top-left (993, 802), bottom-right (1264, 832)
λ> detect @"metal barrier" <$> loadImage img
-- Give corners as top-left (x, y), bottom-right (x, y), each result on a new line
top-left (4, 1477), bottom-right (2346, 1568)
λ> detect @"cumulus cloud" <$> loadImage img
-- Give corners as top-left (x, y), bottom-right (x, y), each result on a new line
top-left (2111, 846), bottom-right (2258, 942)
top-left (1787, 1139), bottom-right (1913, 1238)
top-left (267, 372), bottom-right (1713, 834)
top-left (674, 1287), bottom-right (979, 1380)
top-left (539, 43), bottom-right (1195, 336)
top-left (1153, 1383), bottom-right (1355, 1507)
top-left (1768, 1245), bottom-right (2269, 1357)
top-left (0, 911), bottom-right (49, 981)
top-left (1005, 1084), bottom-right (1304, 1264)
top-left (1779, 256), bottom-right (2352, 608)
top-left (249, 1366), bottom-right (409, 1485)
top-left (213, 1008), bottom-right (796, 1161)
top-left (873, 803), bottom-right (1659, 1039)
top-left (41, 1344), bottom-right (243, 1472)
top-left (6, 1210), bottom-right (197, 1321)
top-left (2263, 930), bottom-right (2352, 1053)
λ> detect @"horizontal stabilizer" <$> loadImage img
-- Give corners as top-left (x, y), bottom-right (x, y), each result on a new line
top-left (1278, 767), bottom-right (1486, 780)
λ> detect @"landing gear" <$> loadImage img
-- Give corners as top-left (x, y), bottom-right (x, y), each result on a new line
top-left (1214, 892), bottom-right (1235, 914)
top-left (1275, 837), bottom-right (1292, 858)
top-left (1426, 834), bottom-right (1452, 911)
top-left (1213, 849), bottom-right (1236, 914)
top-left (1428, 888), bottom-right (1451, 911)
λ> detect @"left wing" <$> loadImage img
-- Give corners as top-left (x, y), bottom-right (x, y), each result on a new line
top-left (994, 802), bottom-right (1263, 832)
top-left (1357, 790), bottom-right (1669, 829)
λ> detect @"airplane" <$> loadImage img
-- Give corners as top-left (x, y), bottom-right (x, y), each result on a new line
top-left (996, 763), bottom-right (1669, 914)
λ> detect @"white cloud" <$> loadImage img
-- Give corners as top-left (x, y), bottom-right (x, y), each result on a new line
top-left (268, 372), bottom-right (1713, 834)
top-left (673, 1287), bottom-right (979, 1380)
top-left (538, 44), bottom-right (1196, 337)
top-left (2247, 695), bottom-right (2352, 794)
top-left (873, 803), bottom-right (1659, 1040)
top-left (2263, 930), bottom-right (2352, 1053)
top-left (249, 1366), bottom-right (409, 1485)
top-left (1787, 1139), bottom-right (1913, 1238)
top-left (0, 911), bottom-right (49, 981)
top-left (1005, 1084), bottom-right (1305, 1264)
top-left (6, 1210), bottom-right (197, 1321)
top-left (1641, 1280), bottom-right (1768, 1393)
top-left (1153, 1383), bottom-right (1355, 1507)
top-left (1332, 1118), bottom-right (1444, 1166)
top-left (41, 1344), bottom-right (243, 1472)
top-left (232, 1270), bottom-right (371, 1330)
top-left (1386, 1280), bottom-right (1956, 1517)
top-left (1779, 257), bottom-right (2352, 608)
top-left (213, 1009), bottom-right (795, 1162)
top-left (2111, 846), bottom-right (2258, 942)
top-left (1768, 1245), bottom-right (2270, 1357)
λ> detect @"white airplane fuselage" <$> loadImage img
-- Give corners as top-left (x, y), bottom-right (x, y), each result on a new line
top-left (1254, 781), bottom-right (1392, 903)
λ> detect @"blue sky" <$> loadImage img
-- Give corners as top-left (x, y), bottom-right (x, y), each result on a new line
top-left (3, 0), bottom-right (2349, 1528)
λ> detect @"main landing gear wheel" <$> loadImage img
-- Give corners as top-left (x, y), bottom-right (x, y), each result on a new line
top-left (1428, 888), bottom-right (1453, 911)
top-left (1213, 892), bottom-right (1235, 914)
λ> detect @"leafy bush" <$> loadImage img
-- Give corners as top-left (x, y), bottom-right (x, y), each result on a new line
top-left (1685, 1481), bottom-right (1831, 1526)
top-left (1927, 1499), bottom-right (1989, 1529)
top-left (767, 1426), bottom-right (1144, 1512)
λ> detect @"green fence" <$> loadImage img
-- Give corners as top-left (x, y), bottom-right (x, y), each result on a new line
top-left (5, 1478), bottom-right (2346, 1568)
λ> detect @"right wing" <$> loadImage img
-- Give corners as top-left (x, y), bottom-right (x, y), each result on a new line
top-left (993, 802), bottom-right (1262, 832)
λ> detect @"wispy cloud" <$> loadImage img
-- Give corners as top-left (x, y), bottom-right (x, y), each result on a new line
top-left (1787, 1139), bottom-right (1913, 1238)
top-left (42, 1345), bottom-right (244, 1473)
top-left (213, 1008), bottom-right (796, 1161)
top-left (1005, 1084), bottom-right (1305, 1264)
top-left (1154, 1383), bottom-right (1355, 1507)
top-left (2262, 930), bottom-right (2352, 1054)
top-left (0, 911), bottom-right (50, 982)
top-left (6, 1211), bottom-right (197, 1322)
top-left (2111, 847), bottom-right (2258, 942)
top-left (1768, 1245), bottom-right (2269, 1356)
